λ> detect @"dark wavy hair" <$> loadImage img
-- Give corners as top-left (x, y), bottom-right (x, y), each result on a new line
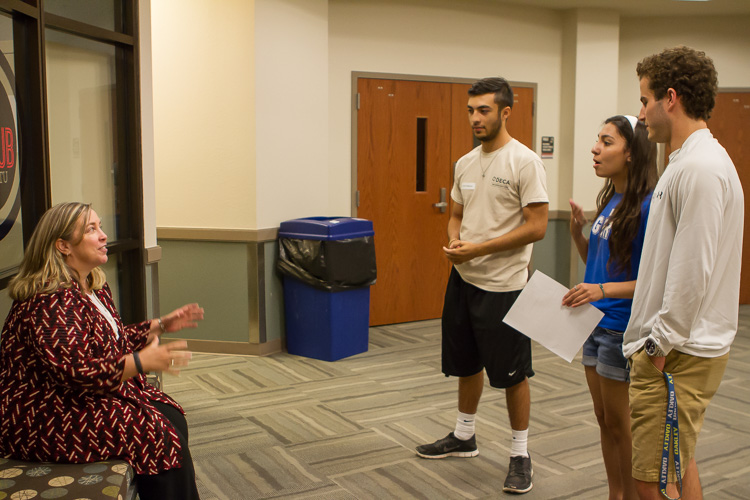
top-left (595, 116), bottom-right (657, 277)
top-left (636, 46), bottom-right (718, 121)
top-left (468, 77), bottom-right (514, 110)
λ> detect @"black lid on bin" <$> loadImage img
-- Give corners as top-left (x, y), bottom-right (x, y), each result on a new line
top-left (278, 217), bottom-right (374, 240)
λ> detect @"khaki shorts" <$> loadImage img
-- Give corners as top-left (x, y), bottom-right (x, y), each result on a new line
top-left (628, 348), bottom-right (729, 483)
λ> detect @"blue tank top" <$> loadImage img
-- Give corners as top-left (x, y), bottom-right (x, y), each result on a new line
top-left (584, 192), bottom-right (652, 331)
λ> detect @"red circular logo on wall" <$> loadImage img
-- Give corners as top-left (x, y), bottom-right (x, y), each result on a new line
top-left (0, 49), bottom-right (19, 242)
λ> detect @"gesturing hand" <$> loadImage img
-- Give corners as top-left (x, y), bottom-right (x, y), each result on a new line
top-left (139, 337), bottom-right (192, 375)
top-left (569, 199), bottom-right (587, 235)
top-left (160, 303), bottom-right (204, 334)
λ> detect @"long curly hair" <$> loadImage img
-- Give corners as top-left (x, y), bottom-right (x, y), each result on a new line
top-left (8, 202), bottom-right (106, 301)
top-left (636, 46), bottom-right (718, 121)
top-left (595, 116), bottom-right (657, 277)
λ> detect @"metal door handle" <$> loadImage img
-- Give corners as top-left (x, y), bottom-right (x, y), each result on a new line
top-left (433, 187), bottom-right (448, 213)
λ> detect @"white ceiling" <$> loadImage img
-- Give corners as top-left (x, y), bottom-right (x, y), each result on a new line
top-left (495, 0), bottom-right (750, 17)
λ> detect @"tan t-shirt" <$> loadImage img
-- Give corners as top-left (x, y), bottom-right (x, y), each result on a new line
top-left (451, 139), bottom-right (548, 292)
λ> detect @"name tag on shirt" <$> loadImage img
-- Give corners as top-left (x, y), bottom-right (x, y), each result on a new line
top-left (461, 182), bottom-right (476, 190)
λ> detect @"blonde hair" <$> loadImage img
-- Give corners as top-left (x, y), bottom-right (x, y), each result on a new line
top-left (8, 202), bottom-right (106, 301)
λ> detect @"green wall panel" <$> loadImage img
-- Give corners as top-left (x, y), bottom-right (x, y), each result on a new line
top-left (263, 240), bottom-right (285, 343)
top-left (533, 219), bottom-right (572, 287)
top-left (158, 240), bottom-right (250, 343)
top-left (153, 220), bottom-right (577, 348)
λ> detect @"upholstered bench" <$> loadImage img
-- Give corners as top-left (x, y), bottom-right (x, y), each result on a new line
top-left (0, 457), bottom-right (136, 499)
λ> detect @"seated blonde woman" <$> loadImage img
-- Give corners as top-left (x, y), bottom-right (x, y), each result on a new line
top-left (0, 202), bottom-right (203, 500)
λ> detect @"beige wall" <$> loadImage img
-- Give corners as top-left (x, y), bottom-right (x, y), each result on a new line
top-left (569, 10), bottom-right (620, 211)
top-left (618, 16), bottom-right (750, 115)
top-left (142, 0), bottom-right (750, 350)
top-left (148, 1), bottom-right (750, 227)
top-left (328, 0), bottom-right (566, 211)
top-left (255, 0), bottom-right (330, 228)
top-left (151, 0), bottom-right (256, 229)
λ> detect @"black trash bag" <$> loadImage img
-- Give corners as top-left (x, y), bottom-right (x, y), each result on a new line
top-left (277, 236), bottom-right (377, 292)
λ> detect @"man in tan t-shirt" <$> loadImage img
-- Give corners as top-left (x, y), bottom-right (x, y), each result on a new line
top-left (416, 77), bottom-right (548, 495)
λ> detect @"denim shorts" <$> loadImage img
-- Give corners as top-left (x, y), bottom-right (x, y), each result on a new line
top-left (581, 326), bottom-right (630, 382)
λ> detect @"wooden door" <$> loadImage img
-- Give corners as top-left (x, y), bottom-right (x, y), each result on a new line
top-left (707, 92), bottom-right (750, 303)
top-left (357, 79), bottom-right (453, 325)
top-left (358, 79), bottom-right (535, 325)
top-left (509, 87), bottom-right (535, 149)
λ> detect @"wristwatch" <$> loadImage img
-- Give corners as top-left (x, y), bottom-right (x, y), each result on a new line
top-left (644, 336), bottom-right (666, 357)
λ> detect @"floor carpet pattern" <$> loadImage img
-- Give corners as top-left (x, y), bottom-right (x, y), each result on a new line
top-left (164, 309), bottom-right (750, 499)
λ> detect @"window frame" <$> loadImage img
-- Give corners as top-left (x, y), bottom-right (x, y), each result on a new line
top-left (0, 0), bottom-right (146, 323)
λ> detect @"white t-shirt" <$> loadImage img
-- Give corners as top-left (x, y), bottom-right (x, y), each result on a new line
top-left (623, 129), bottom-right (744, 358)
top-left (88, 291), bottom-right (120, 340)
top-left (451, 139), bottom-right (548, 292)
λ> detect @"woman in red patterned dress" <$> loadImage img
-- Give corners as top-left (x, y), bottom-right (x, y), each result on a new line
top-left (0, 202), bottom-right (203, 499)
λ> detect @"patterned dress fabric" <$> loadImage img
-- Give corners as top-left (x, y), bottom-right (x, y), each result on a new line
top-left (0, 282), bottom-right (184, 475)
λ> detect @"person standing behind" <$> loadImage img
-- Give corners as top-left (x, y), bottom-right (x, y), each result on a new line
top-left (563, 115), bottom-right (657, 500)
top-left (624, 46), bottom-right (744, 500)
top-left (415, 77), bottom-right (548, 495)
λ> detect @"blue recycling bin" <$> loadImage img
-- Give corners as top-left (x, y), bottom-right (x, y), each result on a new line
top-left (278, 217), bottom-right (376, 361)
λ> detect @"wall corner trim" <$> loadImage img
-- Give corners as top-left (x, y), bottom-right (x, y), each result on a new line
top-left (145, 245), bottom-right (162, 264)
top-left (157, 227), bottom-right (279, 243)
top-left (165, 338), bottom-right (283, 357)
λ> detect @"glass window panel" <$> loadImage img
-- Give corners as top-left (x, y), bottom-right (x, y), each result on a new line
top-left (100, 252), bottom-right (120, 313)
top-left (45, 29), bottom-right (121, 242)
top-left (44, 0), bottom-right (119, 32)
top-left (0, 13), bottom-right (24, 280)
top-left (0, 287), bottom-right (12, 323)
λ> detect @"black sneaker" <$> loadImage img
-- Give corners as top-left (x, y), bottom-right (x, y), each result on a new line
top-left (415, 432), bottom-right (478, 459)
top-left (503, 454), bottom-right (533, 494)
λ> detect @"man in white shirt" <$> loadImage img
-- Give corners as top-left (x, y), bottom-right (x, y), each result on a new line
top-left (415, 77), bottom-right (548, 495)
top-left (624, 46), bottom-right (744, 500)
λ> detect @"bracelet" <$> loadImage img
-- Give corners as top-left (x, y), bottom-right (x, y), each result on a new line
top-left (599, 283), bottom-right (606, 299)
top-left (448, 238), bottom-right (458, 246)
top-left (157, 318), bottom-right (165, 333)
top-left (132, 351), bottom-right (144, 375)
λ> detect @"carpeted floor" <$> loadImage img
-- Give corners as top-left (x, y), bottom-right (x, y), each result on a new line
top-left (164, 307), bottom-right (750, 499)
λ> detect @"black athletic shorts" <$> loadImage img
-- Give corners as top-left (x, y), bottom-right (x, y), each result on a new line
top-left (441, 267), bottom-right (534, 389)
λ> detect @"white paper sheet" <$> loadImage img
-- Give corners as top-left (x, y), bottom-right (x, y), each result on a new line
top-left (503, 271), bottom-right (604, 363)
